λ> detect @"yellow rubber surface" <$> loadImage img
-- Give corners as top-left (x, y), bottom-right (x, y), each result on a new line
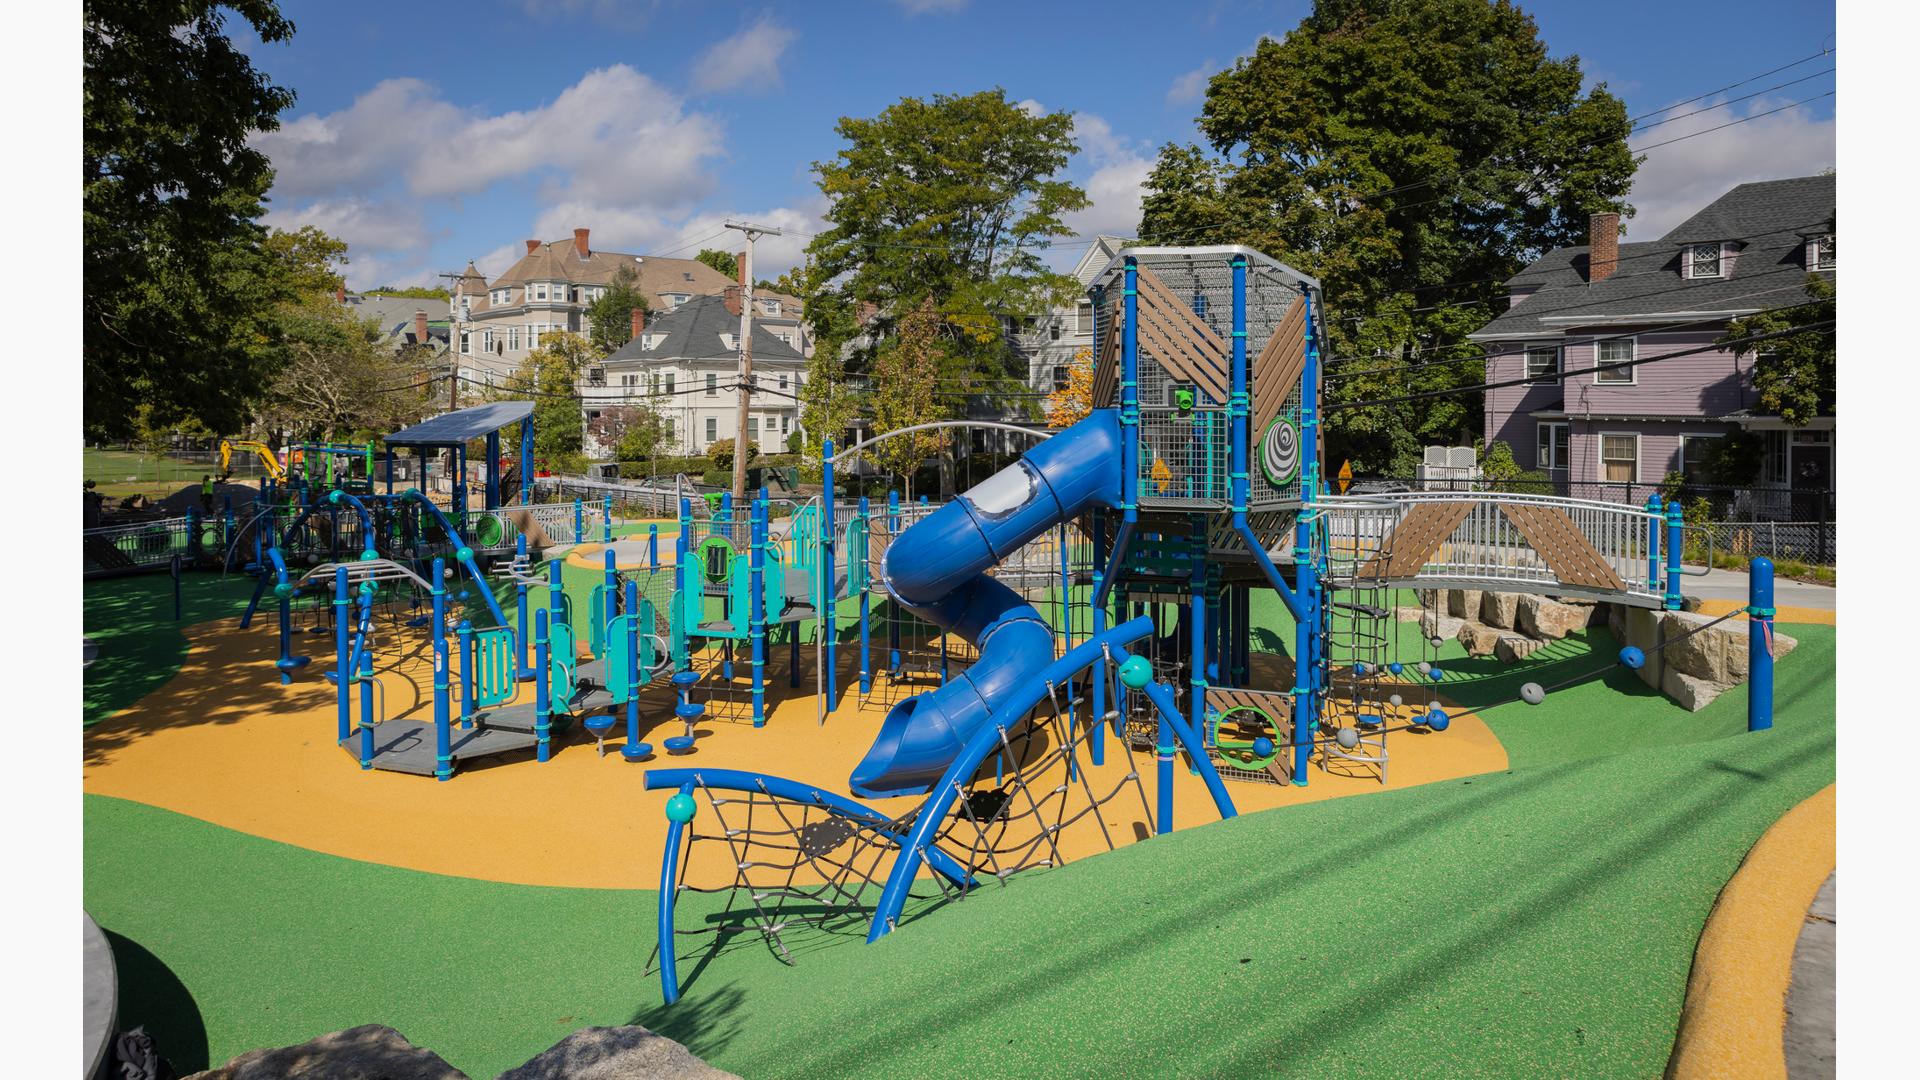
top-left (1667, 783), bottom-right (1837, 1080)
top-left (1694, 598), bottom-right (1835, 626)
top-left (83, 616), bottom-right (1508, 889)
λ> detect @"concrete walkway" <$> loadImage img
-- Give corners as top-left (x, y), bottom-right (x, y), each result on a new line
top-left (1685, 567), bottom-right (1836, 610)
top-left (1785, 873), bottom-right (1836, 1078)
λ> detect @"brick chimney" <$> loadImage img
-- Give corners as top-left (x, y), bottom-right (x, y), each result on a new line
top-left (1589, 212), bottom-right (1620, 283)
top-left (630, 307), bottom-right (645, 340)
top-left (723, 286), bottom-right (742, 317)
top-left (525, 239), bottom-right (540, 255)
top-left (335, 284), bottom-right (346, 304)
top-left (414, 309), bottom-right (429, 345)
top-left (574, 228), bottom-right (591, 259)
top-left (736, 251), bottom-right (749, 285)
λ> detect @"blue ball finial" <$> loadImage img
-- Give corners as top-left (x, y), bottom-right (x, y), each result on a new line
top-left (1388, 662), bottom-right (1404, 676)
top-left (1118, 654), bottom-right (1153, 690)
top-left (664, 793), bottom-right (697, 823)
top-left (1618, 646), bottom-right (1646, 670)
top-left (1427, 709), bottom-right (1451, 732)
top-left (1251, 736), bottom-right (1275, 758)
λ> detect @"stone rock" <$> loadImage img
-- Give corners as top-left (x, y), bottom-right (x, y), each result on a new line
top-left (185, 1025), bottom-right (468, 1080)
top-left (1448, 589), bottom-right (1483, 619)
top-left (1726, 625), bottom-right (1798, 682)
top-left (1415, 588), bottom-right (1441, 611)
top-left (1661, 611), bottom-right (1728, 682)
top-left (1394, 605), bottom-right (1424, 623)
top-left (1457, 621), bottom-right (1503, 657)
top-left (498, 1026), bottom-right (740, 1080)
top-left (1494, 632), bottom-right (1543, 664)
top-left (1517, 595), bottom-right (1591, 641)
top-left (1662, 667), bottom-right (1724, 712)
top-left (1480, 591), bottom-right (1518, 629)
top-left (1419, 610), bottom-right (1465, 642)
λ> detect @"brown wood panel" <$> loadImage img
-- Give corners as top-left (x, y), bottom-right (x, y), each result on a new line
top-left (1134, 268), bottom-right (1230, 402)
top-left (1496, 503), bottom-right (1627, 592)
top-left (1092, 299), bottom-right (1122, 407)
top-left (1357, 501), bottom-right (1476, 579)
top-left (1251, 299), bottom-right (1306, 435)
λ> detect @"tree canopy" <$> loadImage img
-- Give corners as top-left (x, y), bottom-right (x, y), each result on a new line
top-left (585, 265), bottom-right (650, 354)
top-left (1721, 274), bottom-right (1836, 426)
top-left (798, 88), bottom-right (1086, 492)
top-left (508, 332), bottom-right (595, 471)
top-left (1138, 0), bottom-right (1637, 472)
top-left (85, 0), bottom-right (303, 439)
top-left (256, 296), bottom-right (433, 442)
top-left (695, 249), bottom-right (739, 281)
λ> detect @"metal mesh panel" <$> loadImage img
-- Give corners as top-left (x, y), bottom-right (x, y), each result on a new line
top-left (1137, 408), bottom-right (1230, 504)
top-left (1091, 247), bottom-right (1313, 371)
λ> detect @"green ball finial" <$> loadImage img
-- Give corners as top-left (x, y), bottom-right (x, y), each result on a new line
top-left (1118, 654), bottom-right (1153, 690)
top-left (664, 793), bottom-right (698, 824)
top-left (359, 581), bottom-right (376, 597)
top-left (273, 582), bottom-right (293, 600)
top-left (359, 548), bottom-right (379, 561)
top-left (327, 490), bottom-right (342, 504)
top-left (455, 546), bottom-right (474, 562)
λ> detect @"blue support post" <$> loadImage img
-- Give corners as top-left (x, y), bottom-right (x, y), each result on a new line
top-left (750, 500), bottom-right (767, 727)
top-left (1749, 557), bottom-right (1775, 732)
top-left (1293, 285), bottom-right (1323, 785)
top-left (1090, 509), bottom-right (1107, 766)
top-left (1646, 493), bottom-right (1664, 590)
top-left (1665, 500), bottom-right (1685, 610)
top-left (1121, 256), bottom-right (1139, 527)
top-left (515, 533), bottom-right (533, 679)
top-left (519, 417), bottom-right (535, 505)
top-left (887, 490), bottom-right (902, 677)
top-left (859, 496), bottom-right (872, 696)
top-left (622, 579), bottom-right (646, 758)
top-left (534, 607), bottom-right (552, 761)
top-left (574, 498), bottom-right (584, 543)
top-left (485, 430), bottom-right (501, 510)
top-left (603, 496), bottom-right (614, 543)
top-left (649, 524), bottom-right (660, 569)
top-left (334, 567), bottom-right (351, 744)
top-left (1189, 525), bottom-right (1208, 767)
top-left (604, 545), bottom-right (617, 600)
top-left (357, 644), bottom-right (375, 769)
top-left (823, 439), bottom-right (837, 712)
top-left (432, 558), bottom-right (451, 781)
top-left (657, 780), bottom-right (697, 1004)
top-left (457, 620), bottom-right (475, 729)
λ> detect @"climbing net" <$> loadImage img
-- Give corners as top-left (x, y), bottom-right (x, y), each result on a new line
top-left (656, 677), bottom-right (1155, 968)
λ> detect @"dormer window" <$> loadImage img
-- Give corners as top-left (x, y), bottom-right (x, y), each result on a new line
top-left (1815, 233), bottom-right (1835, 270)
top-left (1687, 243), bottom-right (1722, 279)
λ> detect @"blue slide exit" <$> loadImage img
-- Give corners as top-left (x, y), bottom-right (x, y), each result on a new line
top-left (849, 409), bottom-right (1126, 798)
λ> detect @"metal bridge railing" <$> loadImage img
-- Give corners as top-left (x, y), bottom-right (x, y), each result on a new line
top-left (84, 516), bottom-right (195, 576)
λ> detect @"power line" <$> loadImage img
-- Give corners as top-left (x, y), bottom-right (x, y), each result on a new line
top-left (1628, 91), bottom-right (1834, 153)
top-left (1627, 68), bottom-right (1833, 134)
top-left (1624, 47), bottom-right (1833, 124)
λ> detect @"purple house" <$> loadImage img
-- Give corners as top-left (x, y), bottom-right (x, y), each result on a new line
top-left (1472, 174), bottom-right (1834, 520)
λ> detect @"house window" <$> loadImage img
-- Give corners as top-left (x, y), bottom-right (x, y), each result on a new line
top-left (534, 283), bottom-right (548, 301)
top-left (1815, 234), bottom-right (1835, 270)
top-left (528, 325), bottom-right (541, 351)
top-left (1049, 318), bottom-right (1062, 341)
top-left (665, 372), bottom-right (676, 395)
top-left (705, 417), bottom-right (718, 443)
top-left (508, 326), bottom-right (522, 352)
top-left (1679, 434), bottom-right (1721, 483)
top-left (1688, 243), bottom-right (1722, 279)
top-left (778, 373), bottom-right (789, 392)
top-left (747, 417), bottom-right (759, 443)
top-left (586, 410), bottom-right (600, 422)
top-left (587, 366), bottom-right (605, 387)
top-left (1075, 300), bottom-right (1093, 334)
top-left (1600, 433), bottom-right (1638, 484)
top-left (1535, 422), bottom-right (1569, 473)
top-left (1524, 345), bottom-right (1559, 383)
top-left (1594, 338), bottom-right (1636, 384)
top-left (459, 331), bottom-right (470, 353)
top-left (706, 373), bottom-right (718, 396)
top-left (781, 415), bottom-right (790, 434)
top-left (667, 294), bottom-right (689, 309)
top-left (762, 300), bottom-right (780, 316)
top-left (1051, 366), bottom-right (1071, 392)
top-left (482, 329), bottom-right (494, 352)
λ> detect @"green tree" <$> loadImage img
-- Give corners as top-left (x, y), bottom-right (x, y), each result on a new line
top-left (584, 265), bottom-right (650, 353)
top-left (508, 332), bottom-right (595, 468)
top-left (85, 0), bottom-right (301, 439)
top-left (801, 88), bottom-right (1087, 493)
top-left (695, 248), bottom-right (739, 281)
top-left (867, 302), bottom-right (952, 497)
top-left (1139, 0), bottom-right (1637, 472)
top-left (1721, 275), bottom-right (1836, 426)
top-left (708, 437), bottom-right (757, 473)
top-left (362, 285), bottom-right (450, 300)
top-left (256, 297), bottom-right (431, 440)
top-left (263, 227), bottom-right (348, 297)
top-left (616, 409), bottom-right (670, 463)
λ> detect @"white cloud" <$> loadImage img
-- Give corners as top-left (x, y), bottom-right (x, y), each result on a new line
top-left (1060, 113), bottom-right (1153, 243)
top-left (253, 79), bottom-right (466, 200)
top-left (1624, 96), bottom-right (1835, 240)
top-left (1167, 61), bottom-right (1215, 106)
top-left (516, 0), bottom-right (663, 28)
top-left (892, 0), bottom-right (968, 13)
top-left (691, 17), bottom-right (797, 95)
top-left (262, 197), bottom-right (436, 290)
top-left (1015, 98), bottom-right (1045, 118)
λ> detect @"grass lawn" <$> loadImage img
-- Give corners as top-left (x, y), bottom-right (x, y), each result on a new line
top-left (82, 568), bottom-right (1836, 1077)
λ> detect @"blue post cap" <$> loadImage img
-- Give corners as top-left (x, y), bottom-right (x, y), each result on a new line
top-left (1252, 736), bottom-right (1276, 757)
top-left (671, 670), bottom-right (701, 689)
top-left (1427, 709), bottom-right (1451, 732)
top-left (621, 742), bottom-right (652, 761)
top-left (1118, 654), bottom-right (1153, 690)
top-left (1618, 646), bottom-right (1646, 670)
top-left (665, 792), bottom-right (698, 823)
top-left (584, 714), bottom-right (615, 733)
top-left (457, 619), bottom-right (472, 631)
top-left (675, 702), bottom-right (705, 722)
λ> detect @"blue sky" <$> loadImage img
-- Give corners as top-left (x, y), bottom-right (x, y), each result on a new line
top-left (241, 0), bottom-right (1837, 290)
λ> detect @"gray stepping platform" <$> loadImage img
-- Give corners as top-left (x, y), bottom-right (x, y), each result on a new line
top-left (576, 657), bottom-right (606, 686)
top-left (783, 566), bottom-right (853, 604)
top-left (474, 700), bottom-right (544, 734)
top-left (572, 685), bottom-right (615, 715)
top-left (341, 718), bottom-right (539, 776)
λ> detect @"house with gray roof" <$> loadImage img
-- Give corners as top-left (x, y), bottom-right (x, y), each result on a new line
top-left (579, 292), bottom-right (806, 458)
top-left (1470, 173), bottom-right (1834, 520)
top-left (342, 291), bottom-right (450, 359)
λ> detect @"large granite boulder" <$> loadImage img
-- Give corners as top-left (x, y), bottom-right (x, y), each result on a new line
top-left (1480, 591), bottom-right (1518, 629)
top-left (1457, 622), bottom-right (1503, 658)
top-left (1603, 603), bottom-right (1798, 711)
top-left (1494, 632), bottom-right (1543, 664)
top-left (1419, 609), bottom-right (1465, 643)
top-left (1447, 589), bottom-right (1483, 619)
top-left (1517, 595), bottom-right (1593, 641)
top-left (185, 1025), bottom-right (466, 1080)
top-left (497, 1026), bottom-right (740, 1080)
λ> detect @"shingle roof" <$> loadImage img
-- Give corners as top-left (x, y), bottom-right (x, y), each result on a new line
top-left (482, 238), bottom-right (743, 310)
top-left (604, 294), bottom-right (805, 364)
top-left (1472, 173), bottom-right (1834, 339)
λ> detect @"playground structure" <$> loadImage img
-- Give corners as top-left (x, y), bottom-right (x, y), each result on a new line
top-left (168, 248), bottom-right (1785, 1005)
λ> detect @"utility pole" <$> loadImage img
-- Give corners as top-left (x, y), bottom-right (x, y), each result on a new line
top-left (723, 220), bottom-right (781, 509)
top-left (437, 270), bottom-right (467, 414)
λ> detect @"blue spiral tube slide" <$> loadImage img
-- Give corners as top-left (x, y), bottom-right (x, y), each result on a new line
top-left (849, 409), bottom-right (1125, 798)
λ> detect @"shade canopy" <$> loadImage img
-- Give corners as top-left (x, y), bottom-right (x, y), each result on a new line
top-left (384, 401), bottom-right (534, 446)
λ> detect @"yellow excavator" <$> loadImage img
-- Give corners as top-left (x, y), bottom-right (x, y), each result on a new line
top-left (218, 439), bottom-right (288, 483)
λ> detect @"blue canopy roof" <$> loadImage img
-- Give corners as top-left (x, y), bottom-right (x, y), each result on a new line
top-left (384, 401), bottom-right (535, 446)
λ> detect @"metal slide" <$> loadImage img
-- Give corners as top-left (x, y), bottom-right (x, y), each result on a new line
top-left (848, 410), bottom-right (1126, 798)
